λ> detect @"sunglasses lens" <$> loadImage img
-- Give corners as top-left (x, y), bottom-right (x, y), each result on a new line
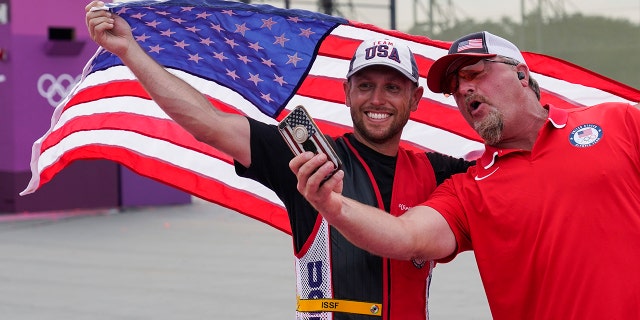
top-left (443, 59), bottom-right (485, 96)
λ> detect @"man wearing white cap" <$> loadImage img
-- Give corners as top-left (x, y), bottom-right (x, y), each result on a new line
top-left (86, 2), bottom-right (473, 319)
top-left (291, 31), bottom-right (640, 320)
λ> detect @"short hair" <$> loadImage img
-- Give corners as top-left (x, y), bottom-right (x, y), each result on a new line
top-left (501, 56), bottom-right (541, 101)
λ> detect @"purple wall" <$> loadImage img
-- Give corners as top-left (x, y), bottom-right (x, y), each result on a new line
top-left (8, 0), bottom-right (95, 171)
top-left (11, 0), bottom-right (91, 36)
top-left (0, 0), bottom-right (12, 172)
top-left (1, 0), bottom-right (190, 213)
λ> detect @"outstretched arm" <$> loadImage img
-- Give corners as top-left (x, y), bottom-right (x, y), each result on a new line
top-left (85, 1), bottom-right (252, 166)
top-left (290, 152), bottom-right (457, 261)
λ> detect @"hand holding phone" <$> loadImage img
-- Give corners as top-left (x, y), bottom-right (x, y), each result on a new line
top-left (278, 106), bottom-right (342, 178)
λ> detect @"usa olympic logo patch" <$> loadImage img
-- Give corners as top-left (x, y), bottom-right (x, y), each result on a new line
top-left (569, 124), bottom-right (603, 147)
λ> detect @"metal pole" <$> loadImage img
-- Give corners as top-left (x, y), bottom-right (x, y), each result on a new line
top-left (319, 0), bottom-right (333, 14)
top-left (429, 0), bottom-right (434, 35)
top-left (413, 0), bottom-right (417, 29)
top-left (537, 0), bottom-right (543, 51)
top-left (521, 0), bottom-right (526, 45)
top-left (390, 0), bottom-right (396, 30)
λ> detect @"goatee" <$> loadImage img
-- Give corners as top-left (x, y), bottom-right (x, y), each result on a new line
top-left (474, 109), bottom-right (503, 146)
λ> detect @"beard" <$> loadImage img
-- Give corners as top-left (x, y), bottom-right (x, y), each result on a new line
top-left (464, 93), bottom-right (504, 146)
top-left (474, 108), bottom-right (504, 146)
top-left (351, 108), bottom-right (409, 144)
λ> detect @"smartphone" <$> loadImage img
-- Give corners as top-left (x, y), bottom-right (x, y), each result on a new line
top-left (278, 105), bottom-right (343, 179)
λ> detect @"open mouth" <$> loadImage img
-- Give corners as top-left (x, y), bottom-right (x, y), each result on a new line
top-left (470, 101), bottom-right (481, 111)
top-left (366, 112), bottom-right (391, 120)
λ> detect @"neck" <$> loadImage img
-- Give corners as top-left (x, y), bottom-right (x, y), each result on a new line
top-left (351, 132), bottom-right (401, 157)
top-left (493, 103), bottom-right (549, 151)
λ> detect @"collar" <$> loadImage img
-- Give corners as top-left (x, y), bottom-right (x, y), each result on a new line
top-left (478, 104), bottom-right (568, 169)
top-left (547, 104), bottom-right (568, 129)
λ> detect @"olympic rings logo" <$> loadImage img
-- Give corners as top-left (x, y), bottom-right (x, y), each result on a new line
top-left (37, 73), bottom-right (82, 107)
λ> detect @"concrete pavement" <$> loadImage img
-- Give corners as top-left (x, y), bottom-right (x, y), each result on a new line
top-left (0, 198), bottom-right (491, 319)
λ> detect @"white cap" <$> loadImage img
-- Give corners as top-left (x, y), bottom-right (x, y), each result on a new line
top-left (427, 31), bottom-right (526, 93)
top-left (347, 39), bottom-right (419, 84)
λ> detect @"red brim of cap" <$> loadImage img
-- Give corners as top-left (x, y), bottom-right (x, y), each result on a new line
top-left (426, 53), bottom-right (496, 93)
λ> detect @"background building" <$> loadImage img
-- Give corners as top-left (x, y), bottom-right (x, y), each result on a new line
top-left (0, 0), bottom-right (189, 213)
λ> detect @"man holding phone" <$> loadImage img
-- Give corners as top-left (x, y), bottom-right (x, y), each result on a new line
top-left (291, 31), bottom-right (640, 320)
top-left (86, 2), bottom-right (473, 319)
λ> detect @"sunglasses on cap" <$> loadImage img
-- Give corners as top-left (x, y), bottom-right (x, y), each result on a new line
top-left (443, 59), bottom-right (519, 97)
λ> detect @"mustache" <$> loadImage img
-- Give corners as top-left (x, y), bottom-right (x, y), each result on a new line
top-left (464, 93), bottom-right (490, 107)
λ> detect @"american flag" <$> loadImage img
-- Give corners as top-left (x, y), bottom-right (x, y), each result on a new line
top-left (578, 128), bottom-right (594, 138)
top-left (21, 0), bottom-right (640, 234)
top-left (457, 38), bottom-right (484, 52)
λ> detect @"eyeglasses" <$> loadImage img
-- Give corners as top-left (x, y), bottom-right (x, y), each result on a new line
top-left (443, 59), bottom-right (519, 97)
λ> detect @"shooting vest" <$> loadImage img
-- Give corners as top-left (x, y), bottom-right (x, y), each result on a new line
top-left (295, 136), bottom-right (437, 320)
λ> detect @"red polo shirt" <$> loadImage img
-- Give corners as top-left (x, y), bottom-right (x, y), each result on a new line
top-left (425, 103), bottom-right (640, 320)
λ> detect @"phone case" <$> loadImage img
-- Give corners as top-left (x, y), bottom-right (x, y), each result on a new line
top-left (278, 106), bottom-right (343, 174)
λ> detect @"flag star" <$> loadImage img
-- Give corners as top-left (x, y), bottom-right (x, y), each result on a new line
top-left (286, 52), bottom-right (303, 67)
top-left (235, 23), bottom-right (250, 36)
top-left (210, 23), bottom-right (223, 32)
top-left (200, 37), bottom-right (214, 46)
top-left (170, 17), bottom-right (187, 24)
top-left (186, 26), bottom-right (201, 33)
top-left (174, 40), bottom-right (190, 49)
top-left (180, 7), bottom-right (194, 11)
top-left (160, 29), bottom-right (176, 37)
top-left (261, 58), bottom-right (275, 67)
top-left (248, 73), bottom-right (263, 86)
top-left (213, 51), bottom-right (228, 61)
top-left (226, 69), bottom-right (239, 80)
top-left (237, 54), bottom-right (252, 64)
top-left (273, 33), bottom-right (290, 47)
top-left (145, 20), bottom-right (161, 28)
top-left (224, 37), bottom-right (239, 49)
top-left (135, 33), bottom-right (151, 42)
top-left (149, 44), bottom-right (165, 54)
top-left (260, 92), bottom-right (274, 103)
top-left (131, 13), bottom-right (146, 19)
top-left (273, 74), bottom-right (287, 86)
top-left (115, 7), bottom-right (130, 14)
top-left (196, 12), bottom-right (212, 19)
top-left (188, 53), bottom-right (203, 63)
top-left (261, 17), bottom-right (277, 30)
top-left (248, 42), bottom-right (263, 52)
top-left (81, 3), bottom-right (364, 119)
top-left (299, 28), bottom-right (315, 38)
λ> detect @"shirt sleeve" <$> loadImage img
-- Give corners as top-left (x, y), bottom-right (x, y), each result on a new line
top-left (234, 117), bottom-right (321, 252)
top-left (422, 176), bottom-right (474, 263)
top-left (625, 103), bottom-right (640, 155)
top-left (234, 117), bottom-right (297, 200)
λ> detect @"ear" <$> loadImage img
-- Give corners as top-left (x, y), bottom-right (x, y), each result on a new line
top-left (516, 65), bottom-right (529, 85)
top-left (410, 85), bottom-right (424, 112)
top-left (343, 80), bottom-right (351, 107)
